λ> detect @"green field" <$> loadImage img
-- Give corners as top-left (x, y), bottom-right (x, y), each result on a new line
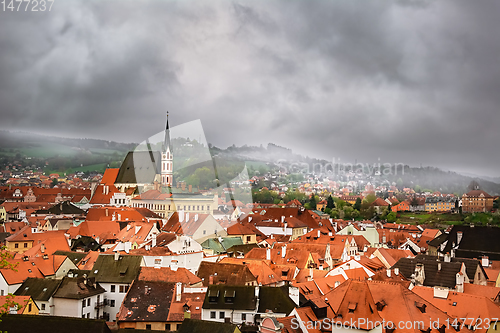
top-left (397, 212), bottom-right (463, 225)
top-left (89, 148), bottom-right (122, 154)
top-left (19, 142), bottom-right (80, 157)
top-left (396, 211), bottom-right (500, 226)
top-left (43, 163), bottom-right (114, 176)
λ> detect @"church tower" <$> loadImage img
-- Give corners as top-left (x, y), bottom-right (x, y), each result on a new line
top-left (161, 112), bottom-right (173, 187)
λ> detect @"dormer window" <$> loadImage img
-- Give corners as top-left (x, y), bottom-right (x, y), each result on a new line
top-left (415, 301), bottom-right (426, 313)
top-left (208, 289), bottom-right (219, 303)
top-left (224, 290), bottom-right (235, 304)
top-left (376, 300), bottom-right (386, 311)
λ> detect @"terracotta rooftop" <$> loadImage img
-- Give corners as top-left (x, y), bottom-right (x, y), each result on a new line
top-left (197, 261), bottom-right (257, 287)
top-left (138, 267), bottom-right (201, 286)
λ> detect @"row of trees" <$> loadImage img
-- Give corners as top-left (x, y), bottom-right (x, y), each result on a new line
top-left (251, 189), bottom-right (398, 222)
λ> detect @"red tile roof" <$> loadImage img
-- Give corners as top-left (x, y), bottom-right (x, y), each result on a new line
top-left (85, 206), bottom-right (160, 222)
top-left (89, 184), bottom-right (121, 204)
top-left (0, 295), bottom-right (32, 314)
top-left (371, 198), bottom-right (390, 207)
top-left (138, 267), bottom-right (201, 286)
top-left (0, 259), bottom-right (44, 285)
top-left (100, 168), bottom-right (120, 185)
top-left (413, 285), bottom-right (500, 332)
top-left (219, 257), bottom-right (282, 286)
top-left (67, 221), bottom-right (120, 243)
top-left (369, 281), bottom-right (467, 333)
top-left (226, 223), bottom-right (257, 236)
top-left (294, 268), bottom-right (328, 283)
top-left (463, 190), bottom-right (493, 198)
top-left (132, 189), bottom-right (172, 200)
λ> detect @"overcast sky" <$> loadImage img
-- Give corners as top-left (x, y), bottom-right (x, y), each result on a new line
top-left (1, 0), bottom-right (499, 177)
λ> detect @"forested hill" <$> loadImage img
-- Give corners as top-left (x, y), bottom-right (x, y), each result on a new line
top-left (0, 130), bottom-right (498, 195)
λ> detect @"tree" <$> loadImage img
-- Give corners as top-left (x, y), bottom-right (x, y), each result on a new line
top-left (353, 197), bottom-right (362, 211)
top-left (494, 198), bottom-right (500, 210)
top-left (0, 247), bottom-right (19, 319)
top-left (379, 207), bottom-right (390, 220)
top-left (329, 209), bottom-right (340, 219)
top-left (386, 211), bottom-right (397, 222)
top-left (336, 200), bottom-right (347, 210)
top-left (51, 178), bottom-right (58, 187)
top-left (364, 193), bottom-right (377, 204)
top-left (309, 195), bottom-right (317, 210)
top-left (252, 188), bottom-right (277, 204)
top-left (343, 206), bottom-right (354, 220)
top-left (327, 195), bottom-right (335, 209)
top-left (283, 189), bottom-right (307, 204)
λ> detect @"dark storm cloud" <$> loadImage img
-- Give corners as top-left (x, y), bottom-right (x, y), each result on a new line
top-left (0, 0), bottom-right (499, 176)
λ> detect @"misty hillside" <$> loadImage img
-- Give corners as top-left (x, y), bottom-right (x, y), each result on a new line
top-left (0, 130), bottom-right (498, 195)
top-left (0, 131), bottom-right (136, 151)
top-left (208, 143), bottom-right (500, 195)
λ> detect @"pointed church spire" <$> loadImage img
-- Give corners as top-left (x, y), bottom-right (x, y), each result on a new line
top-left (164, 111), bottom-right (172, 152)
top-left (161, 111), bottom-right (173, 187)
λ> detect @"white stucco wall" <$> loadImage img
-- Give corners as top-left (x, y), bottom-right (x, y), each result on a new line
top-left (100, 282), bottom-right (130, 322)
top-left (53, 294), bottom-right (101, 318)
